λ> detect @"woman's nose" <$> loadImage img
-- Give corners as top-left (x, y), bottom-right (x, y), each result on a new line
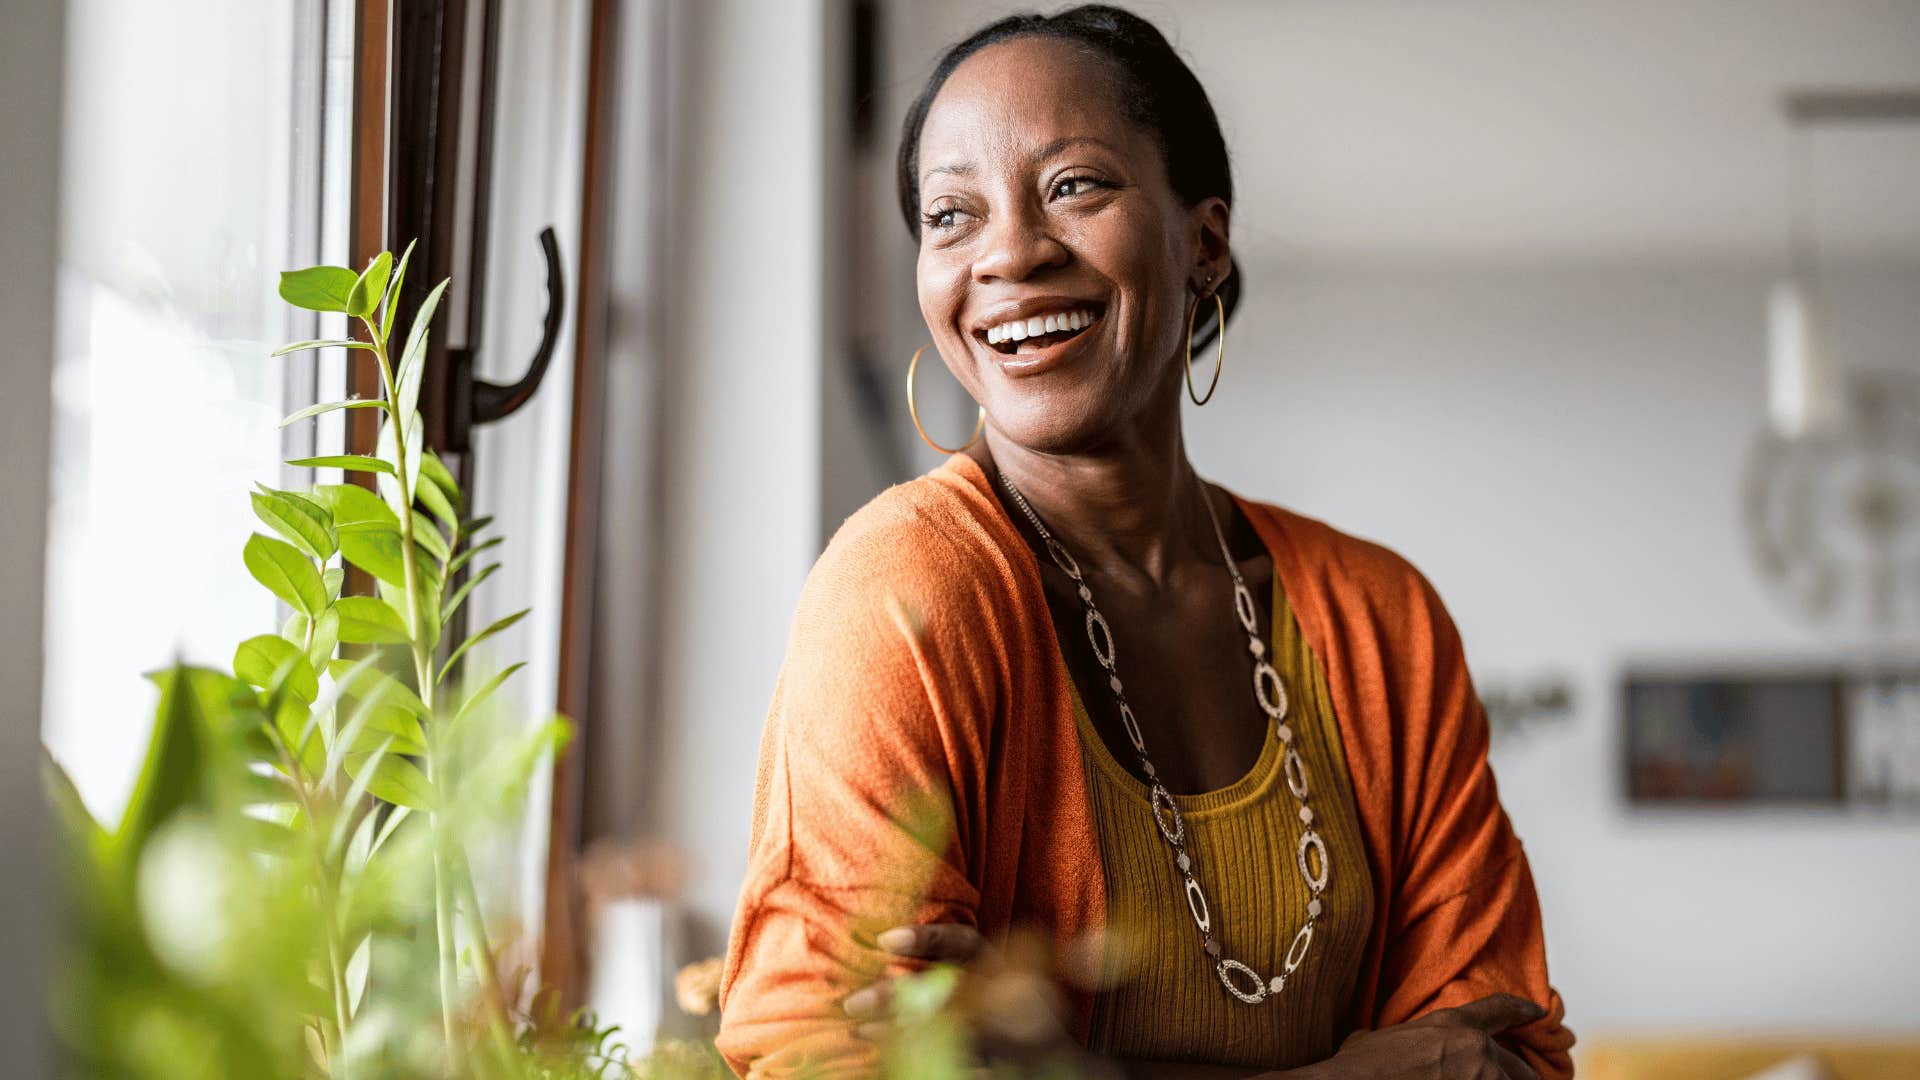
top-left (971, 205), bottom-right (1069, 283)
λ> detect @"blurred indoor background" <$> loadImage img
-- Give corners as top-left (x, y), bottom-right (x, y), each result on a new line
top-left (6, 1), bottom-right (1918, 1076)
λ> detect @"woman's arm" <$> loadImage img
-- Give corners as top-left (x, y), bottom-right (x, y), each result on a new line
top-left (716, 543), bottom-right (991, 1077)
top-left (1356, 569), bottom-right (1571, 1078)
top-left (855, 924), bottom-right (1541, 1080)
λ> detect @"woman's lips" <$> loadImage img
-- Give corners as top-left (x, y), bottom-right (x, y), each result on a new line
top-left (983, 313), bottom-right (1100, 377)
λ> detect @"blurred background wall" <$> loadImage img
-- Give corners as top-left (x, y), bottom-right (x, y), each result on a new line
top-left (590, 0), bottom-right (1920, 1051)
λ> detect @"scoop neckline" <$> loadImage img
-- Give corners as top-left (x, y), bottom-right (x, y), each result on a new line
top-left (1065, 565), bottom-right (1289, 822)
top-left (942, 452), bottom-right (1291, 818)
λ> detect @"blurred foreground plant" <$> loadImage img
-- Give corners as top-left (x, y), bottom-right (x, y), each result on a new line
top-left (44, 243), bottom-right (1080, 1078)
top-left (47, 244), bottom-right (621, 1079)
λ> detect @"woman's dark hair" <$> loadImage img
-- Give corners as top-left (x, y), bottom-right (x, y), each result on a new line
top-left (895, 4), bottom-right (1240, 346)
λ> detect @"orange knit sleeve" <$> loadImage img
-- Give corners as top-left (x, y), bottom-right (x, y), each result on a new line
top-left (1367, 569), bottom-right (1575, 1078)
top-left (716, 514), bottom-right (991, 1078)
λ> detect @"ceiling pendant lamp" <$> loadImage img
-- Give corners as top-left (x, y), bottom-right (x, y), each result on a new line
top-left (1745, 89), bottom-right (1920, 633)
top-left (1765, 109), bottom-right (1839, 439)
top-left (1766, 276), bottom-right (1839, 438)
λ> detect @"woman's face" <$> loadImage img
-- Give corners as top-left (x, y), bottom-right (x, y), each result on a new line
top-left (914, 35), bottom-right (1230, 455)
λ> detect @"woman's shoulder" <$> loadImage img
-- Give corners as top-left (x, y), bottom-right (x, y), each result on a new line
top-left (1235, 496), bottom-right (1458, 634)
top-left (798, 458), bottom-right (1028, 634)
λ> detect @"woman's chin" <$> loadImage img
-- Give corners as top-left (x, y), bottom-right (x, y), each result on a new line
top-left (982, 393), bottom-right (1117, 458)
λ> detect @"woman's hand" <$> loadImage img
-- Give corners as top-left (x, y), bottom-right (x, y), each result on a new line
top-left (840, 923), bottom-right (988, 1037)
top-left (842, 922), bottom-right (1108, 1073)
top-left (1308, 994), bottom-right (1544, 1080)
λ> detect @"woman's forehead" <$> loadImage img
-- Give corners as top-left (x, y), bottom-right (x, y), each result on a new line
top-left (917, 37), bottom-right (1143, 180)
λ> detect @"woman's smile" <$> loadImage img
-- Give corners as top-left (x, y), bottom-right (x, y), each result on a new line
top-left (972, 296), bottom-right (1108, 376)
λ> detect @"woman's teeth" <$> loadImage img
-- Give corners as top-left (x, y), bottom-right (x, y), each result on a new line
top-left (984, 308), bottom-right (1097, 346)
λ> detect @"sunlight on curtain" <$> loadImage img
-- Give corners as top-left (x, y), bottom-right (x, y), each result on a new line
top-left (43, 0), bottom-right (347, 824)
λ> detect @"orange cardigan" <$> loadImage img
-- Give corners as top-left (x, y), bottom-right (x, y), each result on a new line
top-left (717, 454), bottom-right (1573, 1077)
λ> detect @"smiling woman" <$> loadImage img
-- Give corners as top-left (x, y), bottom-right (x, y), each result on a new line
top-left (717, 6), bottom-right (1571, 1079)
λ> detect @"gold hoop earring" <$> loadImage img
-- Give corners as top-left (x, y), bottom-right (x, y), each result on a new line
top-left (1185, 291), bottom-right (1226, 406)
top-left (907, 344), bottom-right (985, 454)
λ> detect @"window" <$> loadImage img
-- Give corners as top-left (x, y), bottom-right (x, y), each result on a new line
top-left (43, 0), bottom-right (352, 821)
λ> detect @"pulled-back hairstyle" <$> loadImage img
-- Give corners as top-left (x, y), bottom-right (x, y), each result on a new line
top-left (896, 4), bottom-right (1240, 346)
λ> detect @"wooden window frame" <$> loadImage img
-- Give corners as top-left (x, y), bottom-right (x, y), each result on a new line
top-left (347, 0), bottom-right (617, 1008)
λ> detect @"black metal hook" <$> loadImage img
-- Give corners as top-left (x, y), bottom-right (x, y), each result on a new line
top-left (447, 226), bottom-right (565, 453)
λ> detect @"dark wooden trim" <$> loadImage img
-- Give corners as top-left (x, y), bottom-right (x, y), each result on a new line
top-left (346, 0), bottom-right (390, 605)
top-left (389, 0), bottom-right (470, 451)
top-left (349, 0), bottom-right (390, 449)
top-left (542, 0), bottom-right (620, 1010)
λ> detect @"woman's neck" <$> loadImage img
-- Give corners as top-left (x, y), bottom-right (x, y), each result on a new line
top-left (972, 419), bottom-right (1216, 590)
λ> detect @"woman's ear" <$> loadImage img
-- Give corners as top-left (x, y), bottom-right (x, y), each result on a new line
top-left (1189, 196), bottom-right (1233, 294)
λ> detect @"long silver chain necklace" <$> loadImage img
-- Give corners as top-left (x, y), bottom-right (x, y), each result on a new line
top-left (997, 467), bottom-right (1329, 1005)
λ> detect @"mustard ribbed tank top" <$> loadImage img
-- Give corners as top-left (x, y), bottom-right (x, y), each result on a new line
top-left (1070, 572), bottom-right (1374, 1069)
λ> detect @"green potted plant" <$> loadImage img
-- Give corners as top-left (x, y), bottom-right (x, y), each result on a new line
top-left (46, 244), bottom-right (626, 1078)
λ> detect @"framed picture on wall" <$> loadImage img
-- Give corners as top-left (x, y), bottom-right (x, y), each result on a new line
top-left (1621, 667), bottom-right (1920, 807)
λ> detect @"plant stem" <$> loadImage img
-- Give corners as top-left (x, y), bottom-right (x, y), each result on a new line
top-left (262, 716), bottom-right (351, 1077)
top-left (365, 316), bottom-right (464, 1073)
top-left (453, 845), bottom-right (522, 1068)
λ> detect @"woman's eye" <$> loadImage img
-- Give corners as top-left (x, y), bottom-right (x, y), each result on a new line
top-left (1053, 176), bottom-right (1104, 198)
top-left (923, 206), bottom-right (969, 230)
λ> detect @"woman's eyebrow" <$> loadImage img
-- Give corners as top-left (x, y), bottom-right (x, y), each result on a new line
top-left (1031, 134), bottom-right (1119, 160)
top-left (919, 135), bottom-right (1120, 188)
top-left (922, 161), bottom-right (976, 182)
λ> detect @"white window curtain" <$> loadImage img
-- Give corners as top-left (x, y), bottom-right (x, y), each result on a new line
top-left (43, 0), bottom-right (351, 821)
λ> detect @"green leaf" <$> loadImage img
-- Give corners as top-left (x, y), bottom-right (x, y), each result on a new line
top-left (273, 691), bottom-right (324, 775)
top-left (279, 398), bottom-right (385, 428)
top-left (243, 533), bottom-right (327, 616)
top-left (233, 634), bottom-right (320, 703)
top-left (371, 804), bottom-right (412, 854)
top-left (892, 966), bottom-right (961, 1021)
top-left (307, 605), bottom-right (341, 671)
top-left (251, 488), bottom-right (335, 562)
top-left (278, 265), bottom-right (359, 313)
top-left (285, 454), bottom-right (395, 476)
top-left (117, 667), bottom-right (214, 860)
top-left (324, 566), bottom-right (345, 602)
top-left (419, 451), bottom-right (463, 512)
top-left (411, 510), bottom-right (450, 563)
top-left (380, 573), bottom-right (441, 654)
top-left (270, 339), bottom-right (374, 357)
top-left (453, 660), bottom-right (525, 725)
top-left (416, 467), bottom-right (459, 530)
top-left (449, 535), bottom-right (502, 577)
top-left (144, 666), bottom-right (260, 734)
top-left (381, 239), bottom-right (418, 343)
top-left (395, 330), bottom-right (426, 424)
top-left (334, 595), bottom-right (410, 644)
top-left (350, 706), bottom-right (427, 756)
top-left (396, 278), bottom-right (450, 403)
top-left (438, 607), bottom-right (528, 685)
top-left (327, 659), bottom-right (430, 722)
top-left (459, 515), bottom-right (495, 537)
top-left (346, 753), bottom-right (434, 810)
top-left (43, 751), bottom-right (109, 866)
top-left (338, 524), bottom-right (407, 587)
top-left (346, 250), bottom-right (392, 319)
top-left (313, 483), bottom-right (398, 531)
top-left (346, 934), bottom-right (372, 1018)
top-left (444, 563), bottom-right (498, 621)
top-left (375, 415), bottom-right (424, 517)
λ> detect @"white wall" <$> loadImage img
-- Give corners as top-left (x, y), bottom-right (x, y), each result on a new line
top-left (643, 0), bottom-right (827, 958)
top-left (1188, 258), bottom-right (1920, 1034)
top-left (1, 0), bottom-right (59, 1070)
